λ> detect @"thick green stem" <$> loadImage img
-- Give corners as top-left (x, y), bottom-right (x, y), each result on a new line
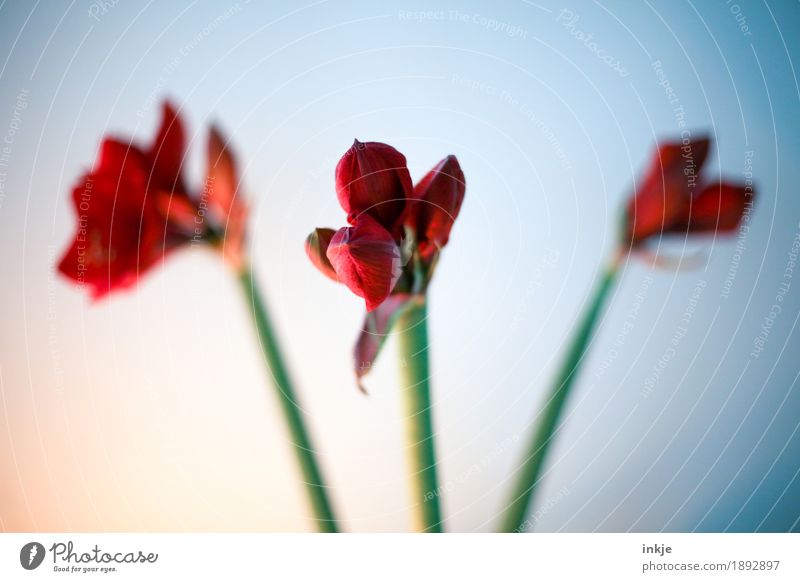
top-left (500, 259), bottom-right (621, 532)
top-left (398, 299), bottom-right (442, 532)
top-left (238, 267), bottom-right (338, 532)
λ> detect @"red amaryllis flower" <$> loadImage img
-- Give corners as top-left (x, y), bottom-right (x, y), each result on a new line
top-left (58, 101), bottom-right (247, 298)
top-left (624, 136), bottom-right (753, 247)
top-left (306, 140), bottom-right (465, 386)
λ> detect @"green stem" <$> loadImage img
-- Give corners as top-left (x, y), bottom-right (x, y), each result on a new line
top-left (500, 258), bottom-right (621, 532)
top-left (397, 299), bottom-right (442, 532)
top-left (238, 267), bottom-right (338, 532)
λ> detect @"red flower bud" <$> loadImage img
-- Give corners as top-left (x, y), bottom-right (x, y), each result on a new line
top-left (335, 140), bottom-right (413, 238)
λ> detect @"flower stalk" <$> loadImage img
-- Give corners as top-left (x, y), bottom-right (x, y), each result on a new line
top-left (500, 257), bottom-right (620, 532)
top-left (238, 266), bottom-right (338, 533)
top-left (397, 298), bottom-right (442, 532)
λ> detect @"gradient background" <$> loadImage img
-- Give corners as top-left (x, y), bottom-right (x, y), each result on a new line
top-left (0, 0), bottom-right (799, 532)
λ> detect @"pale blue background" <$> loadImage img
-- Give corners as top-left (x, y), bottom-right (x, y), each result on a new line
top-left (0, 0), bottom-right (798, 531)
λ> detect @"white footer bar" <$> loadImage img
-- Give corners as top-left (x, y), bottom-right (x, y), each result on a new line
top-left (1, 533), bottom-right (797, 581)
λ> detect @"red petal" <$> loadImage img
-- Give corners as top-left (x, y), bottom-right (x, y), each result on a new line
top-left (408, 155), bottom-right (465, 260)
top-left (206, 124), bottom-right (240, 222)
top-left (335, 140), bottom-right (413, 237)
top-left (668, 181), bottom-right (752, 234)
top-left (626, 136), bottom-right (712, 244)
top-left (155, 191), bottom-right (201, 235)
top-left (326, 215), bottom-right (402, 311)
top-left (354, 294), bottom-right (412, 390)
top-left (149, 100), bottom-right (187, 189)
top-left (221, 199), bottom-right (248, 271)
top-left (58, 173), bottom-right (167, 299)
top-left (305, 228), bottom-right (338, 281)
top-left (89, 139), bottom-right (150, 206)
top-left (625, 180), bottom-right (688, 244)
top-left (649, 137), bottom-right (710, 178)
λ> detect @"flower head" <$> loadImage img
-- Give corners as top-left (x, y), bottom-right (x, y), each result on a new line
top-left (58, 101), bottom-right (247, 298)
top-left (307, 140), bottom-right (465, 386)
top-left (623, 136), bottom-right (753, 248)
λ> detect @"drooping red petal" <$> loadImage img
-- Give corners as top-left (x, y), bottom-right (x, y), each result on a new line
top-left (305, 228), bottom-right (338, 281)
top-left (354, 293), bottom-right (412, 391)
top-left (668, 181), bottom-right (752, 235)
top-left (408, 155), bottom-right (465, 260)
top-left (326, 215), bottom-right (402, 311)
top-left (149, 101), bottom-right (187, 189)
top-left (335, 139), bottom-right (413, 237)
top-left (626, 136), bottom-right (712, 244)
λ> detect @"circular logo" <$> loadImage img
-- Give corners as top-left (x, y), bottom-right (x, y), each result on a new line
top-left (20, 542), bottom-right (45, 570)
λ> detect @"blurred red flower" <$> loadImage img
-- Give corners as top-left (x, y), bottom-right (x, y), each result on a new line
top-left (58, 102), bottom-right (247, 298)
top-left (624, 136), bottom-right (753, 247)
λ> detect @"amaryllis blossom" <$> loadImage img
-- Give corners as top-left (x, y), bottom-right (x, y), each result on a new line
top-left (623, 136), bottom-right (753, 247)
top-left (306, 140), bottom-right (465, 385)
top-left (58, 101), bottom-right (247, 298)
top-left (501, 135), bottom-right (758, 533)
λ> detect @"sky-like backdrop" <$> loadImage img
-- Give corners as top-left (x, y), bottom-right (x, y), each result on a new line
top-left (0, 0), bottom-right (799, 532)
